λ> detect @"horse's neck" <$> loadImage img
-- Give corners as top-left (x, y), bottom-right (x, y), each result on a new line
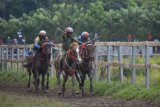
top-left (81, 49), bottom-right (86, 60)
top-left (65, 53), bottom-right (75, 67)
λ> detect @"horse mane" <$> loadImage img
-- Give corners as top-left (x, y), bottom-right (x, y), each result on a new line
top-left (69, 42), bottom-right (79, 49)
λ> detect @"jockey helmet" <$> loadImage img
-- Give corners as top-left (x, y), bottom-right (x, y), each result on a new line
top-left (81, 31), bottom-right (89, 40)
top-left (64, 27), bottom-right (73, 36)
top-left (39, 30), bottom-right (46, 37)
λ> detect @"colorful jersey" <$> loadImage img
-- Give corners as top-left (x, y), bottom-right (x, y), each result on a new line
top-left (62, 35), bottom-right (80, 51)
top-left (34, 36), bottom-right (48, 49)
top-left (77, 36), bottom-right (89, 45)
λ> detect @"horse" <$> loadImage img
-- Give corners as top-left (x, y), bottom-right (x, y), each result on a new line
top-left (54, 42), bottom-right (81, 97)
top-left (78, 42), bottom-right (95, 96)
top-left (25, 41), bottom-right (52, 93)
top-left (54, 48), bottom-right (63, 94)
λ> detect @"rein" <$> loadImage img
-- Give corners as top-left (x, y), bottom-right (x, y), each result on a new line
top-left (67, 50), bottom-right (77, 61)
top-left (81, 44), bottom-right (94, 67)
top-left (63, 46), bottom-right (80, 76)
top-left (39, 42), bottom-right (51, 61)
top-left (64, 55), bottom-right (77, 70)
top-left (64, 52), bottom-right (77, 76)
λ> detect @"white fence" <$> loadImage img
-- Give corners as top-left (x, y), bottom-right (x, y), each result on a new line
top-left (0, 41), bottom-right (160, 88)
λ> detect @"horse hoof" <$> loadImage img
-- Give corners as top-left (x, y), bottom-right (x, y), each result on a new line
top-left (75, 91), bottom-right (80, 94)
top-left (58, 91), bottom-right (62, 95)
top-left (27, 87), bottom-right (31, 90)
top-left (32, 81), bottom-right (36, 86)
top-left (34, 90), bottom-right (39, 93)
top-left (43, 90), bottom-right (49, 93)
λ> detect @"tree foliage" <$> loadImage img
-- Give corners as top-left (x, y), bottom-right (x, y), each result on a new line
top-left (0, 0), bottom-right (160, 43)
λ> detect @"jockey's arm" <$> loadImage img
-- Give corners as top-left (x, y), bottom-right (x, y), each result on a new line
top-left (71, 36), bottom-right (82, 44)
top-left (34, 41), bottom-right (40, 49)
top-left (34, 37), bottom-right (40, 49)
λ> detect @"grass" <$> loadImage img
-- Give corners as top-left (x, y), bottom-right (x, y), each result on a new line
top-left (92, 80), bottom-right (160, 103)
top-left (0, 92), bottom-right (76, 107)
top-left (1, 55), bottom-right (160, 105)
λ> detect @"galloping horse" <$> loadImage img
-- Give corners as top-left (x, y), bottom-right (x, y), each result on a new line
top-left (78, 42), bottom-right (95, 96)
top-left (25, 41), bottom-right (52, 93)
top-left (54, 42), bottom-right (81, 97)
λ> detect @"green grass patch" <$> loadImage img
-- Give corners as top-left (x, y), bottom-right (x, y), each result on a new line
top-left (1, 64), bottom-right (160, 104)
top-left (93, 80), bottom-right (160, 103)
top-left (0, 92), bottom-right (75, 107)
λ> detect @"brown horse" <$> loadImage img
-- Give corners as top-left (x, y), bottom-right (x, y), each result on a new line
top-left (54, 42), bottom-right (81, 97)
top-left (78, 42), bottom-right (95, 96)
top-left (25, 41), bottom-right (52, 93)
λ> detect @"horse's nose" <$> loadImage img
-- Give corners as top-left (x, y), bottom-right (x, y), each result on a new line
top-left (77, 54), bottom-right (82, 61)
top-left (78, 57), bottom-right (82, 62)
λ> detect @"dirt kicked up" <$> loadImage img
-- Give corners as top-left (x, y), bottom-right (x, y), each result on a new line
top-left (0, 81), bottom-right (159, 107)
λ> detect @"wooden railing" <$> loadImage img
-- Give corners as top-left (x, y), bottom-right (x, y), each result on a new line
top-left (94, 41), bottom-right (160, 88)
top-left (0, 41), bottom-right (160, 88)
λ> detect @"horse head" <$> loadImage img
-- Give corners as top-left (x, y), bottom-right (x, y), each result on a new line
top-left (81, 42), bottom-right (95, 62)
top-left (41, 41), bottom-right (52, 56)
top-left (67, 42), bottom-right (81, 62)
top-left (37, 40), bottom-right (52, 63)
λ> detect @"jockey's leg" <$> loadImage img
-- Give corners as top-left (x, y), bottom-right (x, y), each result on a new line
top-left (23, 55), bottom-right (33, 68)
top-left (60, 53), bottom-right (66, 70)
top-left (48, 54), bottom-right (52, 67)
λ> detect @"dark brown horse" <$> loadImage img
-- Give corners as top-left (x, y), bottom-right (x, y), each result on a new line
top-left (54, 42), bottom-right (81, 97)
top-left (78, 42), bottom-right (95, 96)
top-left (25, 41), bottom-right (52, 93)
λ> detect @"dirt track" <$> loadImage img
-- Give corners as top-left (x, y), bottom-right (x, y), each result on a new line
top-left (0, 81), bottom-right (159, 107)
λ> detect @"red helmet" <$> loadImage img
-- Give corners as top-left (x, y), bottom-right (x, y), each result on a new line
top-left (81, 31), bottom-right (89, 39)
top-left (65, 27), bottom-right (74, 33)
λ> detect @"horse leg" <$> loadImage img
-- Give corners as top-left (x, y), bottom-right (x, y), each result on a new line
top-left (46, 72), bottom-right (49, 90)
top-left (41, 73), bottom-right (46, 93)
top-left (56, 70), bottom-right (62, 95)
top-left (89, 77), bottom-right (93, 95)
top-left (71, 74), bottom-right (79, 95)
top-left (75, 72), bottom-right (81, 90)
top-left (27, 68), bottom-right (31, 89)
top-left (32, 70), bottom-right (39, 93)
top-left (62, 74), bottom-right (68, 97)
top-left (81, 74), bottom-right (86, 97)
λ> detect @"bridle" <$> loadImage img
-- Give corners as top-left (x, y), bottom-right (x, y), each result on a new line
top-left (66, 47), bottom-right (79, 63)
top-left (64, 47), bottom-right (80, 75)
top-left (83, 44), bottom-right (94, 61)
top-left (81, 43), bottom-right (94, 69)
top-left (39, 41), bottom-right (51, 61)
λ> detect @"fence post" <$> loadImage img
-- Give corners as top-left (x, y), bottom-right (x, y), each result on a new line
top-left (0, 47), bottom-right (1, 71)
top-left (131, 46), bottom-right (136, 84)
top-left (6, 47), bottom-right (9, 72)
top-left (2, 48), bottom-right (4, 71)
top-left (11, 48), bottom-right (14, 74)
top-left (17, 48), bottom-right (20, 75)
top-left (94, 46), bottom-right (99, 80)
top-left (50, 48), bottom-right (54, 77)
top-left (23, 47), bottom-right (26, 72)
top-left (118, 46), bottom-right (123, 82)
top-left (145, 45), bottom-right (150, 88)
top-left (107, 46), bottom-right (111, 82)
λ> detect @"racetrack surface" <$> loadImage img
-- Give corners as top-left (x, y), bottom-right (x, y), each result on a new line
top-left (0, 81), bottom-right (159, 107)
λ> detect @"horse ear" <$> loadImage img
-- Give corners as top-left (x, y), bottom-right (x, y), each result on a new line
top-left (91, 40), bottom-right (95, 45)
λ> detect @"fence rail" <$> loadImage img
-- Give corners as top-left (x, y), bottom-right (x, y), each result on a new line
top-left (0, 41), bottom-right (160, 88)
top-left (94, 41), bottom-right (160, 88)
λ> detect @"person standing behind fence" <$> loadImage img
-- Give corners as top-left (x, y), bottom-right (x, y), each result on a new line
top-left (6, 37), bottom-right (12, 45)
top-left (128, 34), bottom-right (132, 42)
